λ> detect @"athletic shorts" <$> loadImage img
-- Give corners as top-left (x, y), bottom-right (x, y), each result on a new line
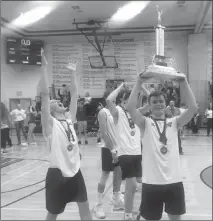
top-left (139, 182), bottom-right (186, 220)
top-left (77, 121), bottom-right (87, 132)
top-left (45, 168), bottom-right (88, 215)
top-left (118, 155), bottom-right (142, 179)
top-left (101, 147), bottom-right (119, 172)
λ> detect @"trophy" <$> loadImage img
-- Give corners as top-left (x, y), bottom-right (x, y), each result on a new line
top-left (141, 6), bottom-right (185, 80)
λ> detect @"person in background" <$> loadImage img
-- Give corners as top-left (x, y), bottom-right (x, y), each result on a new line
top-left (165, 100), bottom-right (183, 155)
top-left (205, 102), bottom-right (212, 136)
top-left (179, 103), bottom-right (187, 138)
top-left (10, 103), bottom-right (28, 146)
top-left (84, 92), bottom-right (92, 116)
top-left (95, 102), bottom-right (104, 144)
top-left (84, 92), bottom-right (92, 105)
top-left (191, 104), bottom-right (200, 134)
top-left (27, 105), bottom-right (37, 145)
top-left (1, 102), bottom-right (12, 153)
top-left (58, 84), bottom-right (71, 108)
top-left (76, 99), bottom-right (88, 145)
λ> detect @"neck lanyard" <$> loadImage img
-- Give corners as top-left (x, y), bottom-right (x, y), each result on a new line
top-left (150, 116), bottom-right (167, 145)
top-left (58, 120), bottom-right (75, 142)
top-left (121, 107), bottom-right (135, 129)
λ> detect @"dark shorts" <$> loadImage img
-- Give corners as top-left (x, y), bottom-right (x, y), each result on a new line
top-left (45, 168), bottom-right (88, 215)
top-left (140, 182), bottom-right (186, 220)
top-left (118, 155), bottom-right (142, 180)
top-left (101, 147), bottom-right (119, 172)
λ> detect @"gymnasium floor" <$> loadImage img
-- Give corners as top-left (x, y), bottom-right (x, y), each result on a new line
top-left (1, 130), bottom-right (212, 220)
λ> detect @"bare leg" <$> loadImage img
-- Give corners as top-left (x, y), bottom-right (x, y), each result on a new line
top-left (78, 122), bottom-right (82, 143)
top-left (45, 212), bottom-right (57, 220)
top-left (113, 166), bottom-right (122, 193)
top-left (124, 177), bottom-right (137, 213)
top-left (83, 121), bottom-right (88, 143)
top-left (77, 201), bottom-right (92, 220)
top-left (27, 124), bottom-right (33, 144)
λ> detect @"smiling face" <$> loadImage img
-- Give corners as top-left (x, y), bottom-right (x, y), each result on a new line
top-left (50, 100), bottom-right (66, 116)
top-left (148, 92), bottom-right (166, 118)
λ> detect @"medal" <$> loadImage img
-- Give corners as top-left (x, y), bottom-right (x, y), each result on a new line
top-left (58, 120), bottom-right (75, 151)
top-left (67, 143), bottom-right (74, 151)
top-left (130, 130), bottom-right (135, 136)
top-left (160, 146), bottom-right (168, 155)
top-left (121, 107), bottom-right (135, 136)
top-left (151, 117), bottom-right (168, 155)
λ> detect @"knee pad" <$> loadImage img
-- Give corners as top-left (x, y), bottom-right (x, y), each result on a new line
top-left (98, 183), bottom-right (105, 193)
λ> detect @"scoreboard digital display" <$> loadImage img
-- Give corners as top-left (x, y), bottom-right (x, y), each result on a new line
top-left (6, 38), bottom-right (44, 65)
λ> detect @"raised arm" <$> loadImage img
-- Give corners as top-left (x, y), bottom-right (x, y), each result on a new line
top-left (126, 73), bottom-right (147, 132)
top-left (176, 76), bottom-right (197, 128)
top-left (106, 83), bottom-right (124, 119)
top-left (138, 84), bottom-right (150, 115)
top-left (37, 49), bottom-right (53, 137)
top-left (98, 109), bottom-right (116, 151)
top-left (65, 58), bottom-right (79, 122)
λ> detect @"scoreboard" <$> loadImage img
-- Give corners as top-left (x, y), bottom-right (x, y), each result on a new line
top-left (6, 37), bottom-right (44, 65)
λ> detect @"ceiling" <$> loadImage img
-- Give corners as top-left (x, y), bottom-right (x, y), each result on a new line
top-left (1, 1), bottom-right (212, 37)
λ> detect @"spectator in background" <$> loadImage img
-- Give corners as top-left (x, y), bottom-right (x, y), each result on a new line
top-left (10, 103), bottom-right (28, 146)
top-left (205, 102), bottom-right (212, 136)
top-left (58, 84), bottom-right (71, 108)
top-left (95, 102), bottom-right (104, 144)
top-left (165, 100), bottom-right (183, 155)
top-left (149, 84), bottom-right (155, 93)
top-left (27, 105), bottom-right (37, 145)
top-left (76, 99), bottom-right (88, 145)
top-left (165, 88), bottom-right (173, 106)
top-left (1, 102), bottom-right (12, 153)
top-left (171, 88), bottom-right (179, 107)
top-left (191, 104), bottom-right (201, 134)
top-left (84, 92), bottom-right (92, 116)
top-left (179, 103), bottom-right (187, 138)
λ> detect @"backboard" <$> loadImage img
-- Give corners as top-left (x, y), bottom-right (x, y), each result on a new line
top-left (89, 56), bottom-right (118, 69)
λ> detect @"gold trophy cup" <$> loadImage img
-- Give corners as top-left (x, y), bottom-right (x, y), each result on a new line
top-left (141, 6), bottom-right (185, 80)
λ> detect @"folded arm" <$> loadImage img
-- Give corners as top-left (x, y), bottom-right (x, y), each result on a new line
top-left (176, 77), bottom-right (197, 128)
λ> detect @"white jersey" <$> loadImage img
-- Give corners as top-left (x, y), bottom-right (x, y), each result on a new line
top-left (48, 118), bottom-right (80, 177)
top-left (99, 108), bottom-right (118, 149)
top-left (11, 109), bottom-right (26, 121)
top-left (115, 106), bottom-right (141, 156)
top-left (142, 117), bottom-right (182, 185)
top-left (206, 109), bottom-right (212, 118)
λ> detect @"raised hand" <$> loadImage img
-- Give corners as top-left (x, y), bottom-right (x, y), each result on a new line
top-left (65, 56), bottom-right (79, 71)
top-left (41, 48), bottom-right (48, 66)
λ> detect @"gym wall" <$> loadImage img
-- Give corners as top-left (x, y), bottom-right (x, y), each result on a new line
top-left (1, 27), bottom-right (212, 113)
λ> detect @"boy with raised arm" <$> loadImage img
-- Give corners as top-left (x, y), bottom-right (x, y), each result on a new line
top-left (106, 83), bottom-right (145, 220)
top-left (127, 72), bottom-right (197, 220)
top-left (38, 50), bottom-right (92, 220)
top-left (93, 90), bottom-right (124, 219)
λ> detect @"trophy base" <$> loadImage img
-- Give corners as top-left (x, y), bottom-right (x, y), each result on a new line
top-left (142, 64), bottom-right (185, 81)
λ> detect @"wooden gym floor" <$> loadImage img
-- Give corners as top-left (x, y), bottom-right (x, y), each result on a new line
top-left (1, 129), bottom-right (212, 220)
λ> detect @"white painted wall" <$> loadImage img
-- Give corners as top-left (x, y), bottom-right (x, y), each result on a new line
top-left (1, 27), bottom-right (211, 112)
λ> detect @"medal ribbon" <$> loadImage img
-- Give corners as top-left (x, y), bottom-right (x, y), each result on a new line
top-left (121, 107), bottom-right (135, 129)
top-left (58, 120), bottom-right (75, 142)
top-left (151, 117), bottom-right (167, 145)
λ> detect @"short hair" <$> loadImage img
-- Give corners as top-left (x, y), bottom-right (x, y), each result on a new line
top-left (117, 88), bottom-right (131, 103)
top-left (148, 91), bottom-right (166, 103)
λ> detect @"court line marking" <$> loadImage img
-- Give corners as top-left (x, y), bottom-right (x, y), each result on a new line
top-left (1, 207), bottom-right (212, 217)
top-left (1, 162), bottom-right (48, 187)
